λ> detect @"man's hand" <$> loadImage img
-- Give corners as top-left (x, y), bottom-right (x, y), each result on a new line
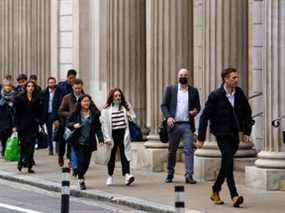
top-left (243, 135), bottom-right (251, 144)
top-left (196, 140), bottom-right (204, 149)
top-left (167, 117), bottom-right (175, 128)
top-left (53, 120), bottom-right (60, 129)
top-left (190, 108), bottom-right (198, 117)
top-left (73, 123), bottom-right (81, 129)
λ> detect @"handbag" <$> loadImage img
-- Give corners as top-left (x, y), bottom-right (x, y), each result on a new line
top-left (63, 127), bottom-right (76, 142)
top-left (128, 120), bottom-right (144, 141)
top-left (36, 125), bottom-right (48, 149)
top-left (158, 120), bottom-right (168, 143)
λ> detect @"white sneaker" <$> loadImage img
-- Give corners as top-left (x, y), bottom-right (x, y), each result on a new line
top-left (106, 176), bottom-right (113, 186)
top-left (125, 174), bottom-right (135, 186)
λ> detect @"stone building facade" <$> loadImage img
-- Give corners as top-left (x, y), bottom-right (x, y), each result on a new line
top-left (0, 0), bottom-right (285, 191)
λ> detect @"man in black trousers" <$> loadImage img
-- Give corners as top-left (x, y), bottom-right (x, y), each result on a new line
top-left (197, 68), bottom-right (253, 208)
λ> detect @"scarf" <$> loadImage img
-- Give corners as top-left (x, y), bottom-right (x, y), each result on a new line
top-left (0, 89), bottom-right (15, 107)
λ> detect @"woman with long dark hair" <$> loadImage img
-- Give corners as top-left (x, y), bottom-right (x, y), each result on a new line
top-left (67, 94), bottom-right (104, 190)
top-left (14, 80), bottom-right (42, 173)
top-left (101, 88), bottom-right (136, 186)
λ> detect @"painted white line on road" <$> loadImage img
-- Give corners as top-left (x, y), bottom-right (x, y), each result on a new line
top-left (0, 203), bottom-right (42, 213)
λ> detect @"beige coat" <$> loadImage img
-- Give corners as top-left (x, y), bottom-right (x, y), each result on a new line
top-left (100, 103), bottom-right (136, 162)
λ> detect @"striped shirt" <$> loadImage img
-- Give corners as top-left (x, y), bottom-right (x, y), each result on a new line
top-left (111, 108), bottom-right (126, 130)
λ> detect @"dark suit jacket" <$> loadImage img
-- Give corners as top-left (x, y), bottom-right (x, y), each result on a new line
top-left (160, 84), bottom-right (201, 132)
top-left (198, 85), bottom-right (253, 141)
top-left (41, 86), bottom-right (61, 123)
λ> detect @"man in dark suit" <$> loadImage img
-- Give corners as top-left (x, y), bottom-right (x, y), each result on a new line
top-left (161, 68), bottom-right (201, 184)
top-left (41, 77), bottom-right (61, 155)
top-left (197, 68), bottom-right (253, 208)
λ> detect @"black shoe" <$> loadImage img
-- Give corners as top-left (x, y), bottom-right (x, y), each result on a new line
top-left (72, 168), bottom-right (78, 177)
top-left (28, 168), bottom-right (35, 174)
top-left (164, 175), bottom-right (173, 183)
top-left (185, 175), bottom-right (197, 184)
top-left (17, 162), bottom-right (22, 172)
top-left (48, 151), bottom-right (54, 156)
top-left (79, 181), bottom-right (86, 190)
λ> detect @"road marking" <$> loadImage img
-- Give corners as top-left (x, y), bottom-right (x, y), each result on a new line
top-left (0, 203), bottom-right (42, 213)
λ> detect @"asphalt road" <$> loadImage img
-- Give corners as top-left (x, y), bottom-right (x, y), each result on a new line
top-left (0, 179), bottom-right (145, 213)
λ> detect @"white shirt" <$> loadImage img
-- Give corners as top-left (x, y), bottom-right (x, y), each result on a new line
top-left (48, 89), bottom-right (55, 113)
top-left (224, 85), bottom-right (235, 107)
top-left (175, 84), bottom-right (189, 122)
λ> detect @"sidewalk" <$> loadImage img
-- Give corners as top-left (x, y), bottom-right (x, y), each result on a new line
top-left (0, 149), bottom-right (284, 213)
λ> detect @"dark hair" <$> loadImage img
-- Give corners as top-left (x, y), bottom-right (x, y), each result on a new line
top-left (67, 69), bottom-right (77, 77)
top-left (74, 94), bottom-right (99, 114)
top-left (4, 74), bottom-right (12, 81)
top-left (104, 88), bottom-right (129, 111)
top-left (24, 80), bottom-right (37, 96)
top-left (47, 77), bottom-right (56, 82)
top-left (73, 79), bottom-right (83, 85)
top-left (30, 74), bottom-right (38, 81)
top-left (17, 74), bottom-right (27, 81)
top-left (221, 68), bottom-right (237, 82)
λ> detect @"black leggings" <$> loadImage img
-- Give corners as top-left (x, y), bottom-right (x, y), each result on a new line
top-left (108, 129), bottom-right (130, 176)
top-left (18, 135), bottom-right (36, 169)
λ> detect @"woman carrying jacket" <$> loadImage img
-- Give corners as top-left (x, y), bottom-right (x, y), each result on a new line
top-left (101, 88), bottom-right (135, 186)
top-left (67, 94), bottom-right (104, 190)
top-left (0, 79), bottom-right (16, 157)
top-left (14, 81), bottom-right (42, 173)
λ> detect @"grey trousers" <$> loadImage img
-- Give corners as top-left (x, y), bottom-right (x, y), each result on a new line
top-left (167, 123), bottom-right (194, 177)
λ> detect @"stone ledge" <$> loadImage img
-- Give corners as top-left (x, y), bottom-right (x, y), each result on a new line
top-left (245, 166), bottom-right (285, 191)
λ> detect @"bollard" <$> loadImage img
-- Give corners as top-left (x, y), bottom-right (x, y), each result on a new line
top-left (175, 185), bottom-right (185, 213)
top-left (61, 167), bottom-right (70, 213)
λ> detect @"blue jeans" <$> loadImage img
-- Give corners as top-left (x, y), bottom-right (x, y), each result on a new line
top-left (167, 123), bottom-right (194, 176)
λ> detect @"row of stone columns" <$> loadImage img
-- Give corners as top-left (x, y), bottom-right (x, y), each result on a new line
top-left (69, 0), bottom-right (285, 190)
top-left (0, 0), bottom-right (51, 84)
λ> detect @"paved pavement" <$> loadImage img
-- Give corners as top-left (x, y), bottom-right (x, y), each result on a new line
top-left (0, 179), bottom-right (144, 213)
top-left (0, 149), bottom-right (284, 213)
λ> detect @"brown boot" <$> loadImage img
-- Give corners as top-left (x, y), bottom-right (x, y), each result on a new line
top-left (232, 196), bottom-right (244, 208)
top-left (210, 192), bottom-right (224, 205)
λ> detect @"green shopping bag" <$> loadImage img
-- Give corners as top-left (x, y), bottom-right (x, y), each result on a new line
top-left (4, 132), bottom-right (20, 161)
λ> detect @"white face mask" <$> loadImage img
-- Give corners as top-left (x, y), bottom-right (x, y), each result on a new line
top-left (113, 100), bottom-right (121, 106)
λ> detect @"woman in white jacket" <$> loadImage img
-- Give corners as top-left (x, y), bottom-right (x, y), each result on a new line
top-left (101, 88), bottom-right (135, 186)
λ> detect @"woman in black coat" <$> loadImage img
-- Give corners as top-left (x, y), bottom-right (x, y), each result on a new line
top-left (0, 80), bottom-right (16, 157)
top-left (67, 94), bottom-right (104, 190)
top-left (14, 81), bottom-right (42, 173)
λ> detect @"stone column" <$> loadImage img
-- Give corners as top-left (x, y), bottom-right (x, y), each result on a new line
top-left (246, 0), bottom-right (285, 191)
top-left (88, 0), bottom-right (146, 125)
top-left (248, 0), bottom-right (265, 153)
top-left (144, 0), bottom-right (193, 171)
top-left (0, 0), bottom-right (51, 86)
top-left (193, 0), bottom-right (256, 181)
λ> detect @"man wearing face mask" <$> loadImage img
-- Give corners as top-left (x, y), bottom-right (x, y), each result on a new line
top-left (161, 68), bottom-right (201, 184)
top-left (41, 77), bottom-right (61, 155)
